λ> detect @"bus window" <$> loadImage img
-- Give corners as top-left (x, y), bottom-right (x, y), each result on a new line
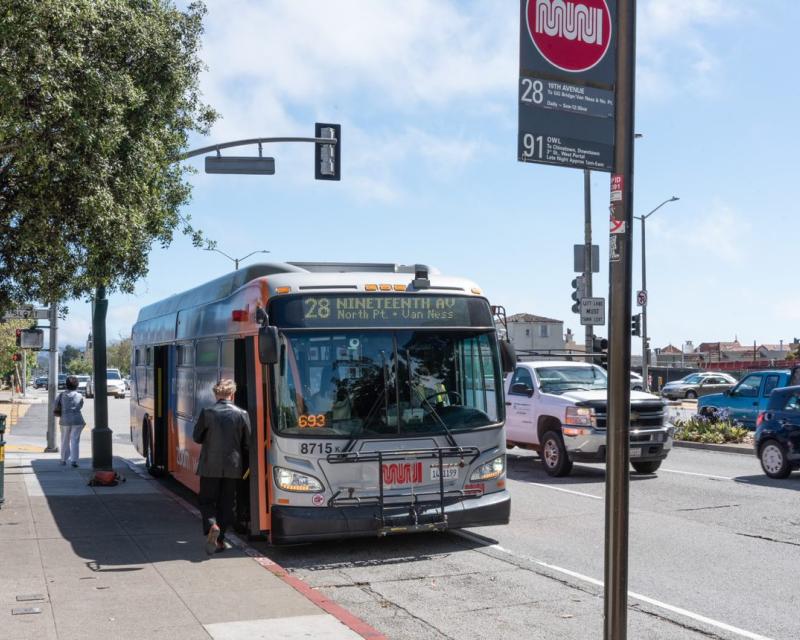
top-left (195, 339), bottom-right (218, 367)
top-left (176, 342), bottom-right (195, 418)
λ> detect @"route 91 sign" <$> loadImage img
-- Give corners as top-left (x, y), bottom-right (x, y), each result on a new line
top-left (518, 0), bottom-right (617, 172)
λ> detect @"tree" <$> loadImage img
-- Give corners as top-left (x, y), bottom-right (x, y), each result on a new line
top-left (62, 344), bottom-right (83, 370)
top-left (107, 336), bottom-right (132, 376)
top-left (0, 0), bottom-right (217, 311)
top-left (0, 320), bottom-right (40, 384)
top-left (67, 358), bottom-right (93, 376)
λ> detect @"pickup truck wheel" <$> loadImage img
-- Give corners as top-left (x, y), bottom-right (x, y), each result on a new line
top-left (631, 460), bottom-right (661, 474)
top-left (760, 440), bottom-right (791, 479)
top-left (541, 431), bottom-right (573, 477)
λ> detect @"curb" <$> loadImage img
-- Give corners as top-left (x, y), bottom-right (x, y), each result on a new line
top-left (674, 440), bottom-right (754, 456)
top-left (122, 459), bottom-right (388, 640)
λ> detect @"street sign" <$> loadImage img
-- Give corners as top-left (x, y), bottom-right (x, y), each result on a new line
top-left (518, 0), bottom-right (617, 172)
top-left (580, 297), bottom-right (605, 326)
top-left (3, 306), bottom-right (48, 321)
top-left (574, 244), bottom-right (600, 273)
top-left (205, 156), bottom-right (276, 175)
top-left (18, 328), bottom-right (44, 350)
top-left (636, 290), bottom-right (647, 306)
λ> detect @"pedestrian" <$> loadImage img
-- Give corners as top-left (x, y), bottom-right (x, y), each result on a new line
top-left (55, 375), bottom-right (86, 467)
top-left (192, 379), bottom-right (251, 555)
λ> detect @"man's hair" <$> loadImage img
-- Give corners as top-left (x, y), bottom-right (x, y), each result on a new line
top-left (65, 375), bottom-right (79, 391)
top-left (213, 379), bottom-right (237, 398)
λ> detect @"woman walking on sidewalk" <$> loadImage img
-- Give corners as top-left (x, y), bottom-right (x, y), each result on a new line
top-left (55, 375), bottom-right (86, 467)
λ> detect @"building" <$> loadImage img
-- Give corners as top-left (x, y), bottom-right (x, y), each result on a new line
top-left (506, 313), bottom-right (565, 354)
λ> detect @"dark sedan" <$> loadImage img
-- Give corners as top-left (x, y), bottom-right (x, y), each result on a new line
top-left (754, 385), bottom-right (800, 478)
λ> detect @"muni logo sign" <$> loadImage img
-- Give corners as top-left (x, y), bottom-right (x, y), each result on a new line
top-left (382, 462), bottom-right (423, 486)
top-left (526, 0), bottom-right (612, 73)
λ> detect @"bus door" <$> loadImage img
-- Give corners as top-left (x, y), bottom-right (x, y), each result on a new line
top-left (236, 337), bottom-right (269, 537)
top-left (151, 345), bottom-right (170, 474)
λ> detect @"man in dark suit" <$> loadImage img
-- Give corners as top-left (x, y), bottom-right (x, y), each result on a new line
top-left (193, 379), bottom-right (251, 554)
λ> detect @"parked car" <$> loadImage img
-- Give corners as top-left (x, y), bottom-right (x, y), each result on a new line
top-left (660, 372), bottom-right (737, 400)
top-left (754, 385), bottom-right (800, 478)
top-left (505, 360), bottom-right (671, 476)
top-left (698, 368), bottom-right (800, 428)
top-left (34, 376), bottom-right (48, 389)
top-left (43, 374), bottom-right (67, 391)
top-left (630, 372), bottom-right (644, 391)
top-left (85, 368), bottom-right (126, 399)
top-left (75, 375), bottom-right (90, 396)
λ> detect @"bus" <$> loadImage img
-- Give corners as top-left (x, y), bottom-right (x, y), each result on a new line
top-left (130, 262), bottom-right (514, 544)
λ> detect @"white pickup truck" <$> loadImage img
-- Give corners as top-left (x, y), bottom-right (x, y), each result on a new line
top-left (505, 360), bottom-right (673, 476)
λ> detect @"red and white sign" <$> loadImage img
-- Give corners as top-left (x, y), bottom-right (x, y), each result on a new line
top-left (382, 462), bottom-right (423, 486)
top-left (526, 0), bottom-right (613, 73)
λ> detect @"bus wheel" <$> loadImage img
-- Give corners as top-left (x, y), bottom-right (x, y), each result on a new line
top-left (143, 421), bottom-right (163, 477)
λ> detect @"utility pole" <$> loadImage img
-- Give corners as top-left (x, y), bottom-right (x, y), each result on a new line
top-left (604, 0), bottom-right (637, 638)
top-left (21, 348), bottom-right (27, 399)
top-left (583, 169), bottom-right (593, 357)
top-left (91, 286), bottom-right (113, 470)
top-left (45, 303), bottom-right (58, 452)
top-left (640, 213), bottom-right (648, 389)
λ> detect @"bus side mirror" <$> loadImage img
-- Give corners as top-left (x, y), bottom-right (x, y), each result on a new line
top-left (258, 326), bottom-right (279, 365)
top-left (500, 341), bottom-right (516, 374)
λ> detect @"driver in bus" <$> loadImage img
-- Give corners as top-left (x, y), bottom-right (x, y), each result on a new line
top-left (307, 367), bottom-right (352, 420)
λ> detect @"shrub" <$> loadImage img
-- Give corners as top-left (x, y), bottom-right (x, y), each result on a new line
top-left (672, 413), bottom-right (750, 444)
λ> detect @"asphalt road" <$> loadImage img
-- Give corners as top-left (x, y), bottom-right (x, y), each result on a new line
top-left (262, 447), bottom-right (799, 640)
top-left (19, 389), bottom-right (795, 639)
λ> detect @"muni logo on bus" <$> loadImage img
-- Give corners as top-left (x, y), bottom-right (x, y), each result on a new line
top-left (382, 462), bottom-right (423, 486)
top-left (526, 0), bottom-right (612, 73)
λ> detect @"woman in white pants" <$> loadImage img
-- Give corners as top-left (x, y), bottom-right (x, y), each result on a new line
top-left (55, 376), bottom-right (86, 467)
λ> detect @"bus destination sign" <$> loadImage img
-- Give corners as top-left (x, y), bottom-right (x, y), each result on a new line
top-left (271, 295), bottom-right (492, 329)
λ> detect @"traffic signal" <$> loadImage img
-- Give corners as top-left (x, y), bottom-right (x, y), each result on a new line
top-left (15, 328), bottom-right (22, 346)
top-left (571, 276), bottom-right (585, 314)
top-left (631, 313), bottom-right (642, 337)
top-left (315, 122), bottom-right (341, 181)
top-left (593, 336), bottom-right (608, 367)
top-left (12, 353), bottom-right (22, 362)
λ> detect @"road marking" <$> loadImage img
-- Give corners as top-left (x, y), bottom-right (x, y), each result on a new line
top-left (661, 468), bottom-right (734, 481)
top-left (526, 482), bottom-right (603, 500)
top-left (454, 530), bottom-right (775, 640)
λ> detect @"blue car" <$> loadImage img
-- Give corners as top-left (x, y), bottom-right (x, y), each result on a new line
top-left (697, 369), bottom-right (798, 429)
top-left (754, 385), bottom-right (800, 478)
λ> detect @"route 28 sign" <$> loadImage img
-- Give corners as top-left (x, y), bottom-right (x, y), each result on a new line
top-left (525, 0), bottom-right (613, 73)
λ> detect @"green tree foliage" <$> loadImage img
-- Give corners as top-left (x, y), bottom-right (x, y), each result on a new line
top-left (0, 0), bottom-right (217, 310)
top-left (107, 336), bottom-right (132, 376)
top-left (61, 344), bottom-right (82, 369)
top-left (67, 358), bottom-right (93, 376)
top-left (0, 320), bottom-right (39, 381)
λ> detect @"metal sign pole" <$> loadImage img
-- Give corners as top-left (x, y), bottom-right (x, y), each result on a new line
top-left (583, 169), bottom-right (593, 356)
top-left (604, 0), bottom-right (637, 638)
top-left (45, 303), bottom-right (58, 452)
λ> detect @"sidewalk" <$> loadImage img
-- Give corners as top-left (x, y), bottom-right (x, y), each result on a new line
top-left (0, 449), bottom-right (382, 639)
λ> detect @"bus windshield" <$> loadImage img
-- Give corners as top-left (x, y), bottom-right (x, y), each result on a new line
top-left (274, 330), bottom-right (502, 438)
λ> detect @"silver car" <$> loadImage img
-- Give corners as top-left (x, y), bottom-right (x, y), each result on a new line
top-left (660, 372), bottom-right (737, 400)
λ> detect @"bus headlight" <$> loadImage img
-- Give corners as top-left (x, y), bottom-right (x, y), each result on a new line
top-left (274, 467), bottom-right (324, 492)
top-left (565, 406), bottom-right (595, 428)
top-left (470, 456), bottom-right (504, 481)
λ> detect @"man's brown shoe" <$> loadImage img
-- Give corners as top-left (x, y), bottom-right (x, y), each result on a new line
top-left (205, 524), bottom-right (220, 555)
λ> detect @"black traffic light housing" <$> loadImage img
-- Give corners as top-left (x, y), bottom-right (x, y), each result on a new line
top-left (631, 313), bottom-right (642, 337)
top-left (571, 276), bottom-right (584, 314)
top-left (315, 122), bottom-right (341, 181)
top-left (15, 328), bottom-right (22, 346)
top-left (12, 352), bottom-right (22, 362)
top-left (592, 335), bottom-right (608, 367)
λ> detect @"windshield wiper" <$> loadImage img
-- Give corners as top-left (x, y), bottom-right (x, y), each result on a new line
top-left (343, 351), bottom-right (390, 453)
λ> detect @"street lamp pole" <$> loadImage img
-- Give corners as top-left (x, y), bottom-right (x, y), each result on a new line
top-left (636, 196), bottom-right (679, 391)
top-left (205, 248), bottom-right (270, 270)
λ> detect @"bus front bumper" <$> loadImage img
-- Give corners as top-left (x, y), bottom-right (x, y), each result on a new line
top-left (270, 490), bottom-right (510, 545)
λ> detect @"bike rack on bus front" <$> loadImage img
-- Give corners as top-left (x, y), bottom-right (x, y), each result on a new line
top-left (326, 446), bottom-right (482, 536)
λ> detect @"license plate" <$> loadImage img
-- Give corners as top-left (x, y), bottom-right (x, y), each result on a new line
top-left (430, 464), bottom-right (459, 480)
top-left (629, 448), bottom-right (641, 458)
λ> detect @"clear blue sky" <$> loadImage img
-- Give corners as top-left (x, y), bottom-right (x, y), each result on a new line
top-left (57, 0), bottom-right (800, 354)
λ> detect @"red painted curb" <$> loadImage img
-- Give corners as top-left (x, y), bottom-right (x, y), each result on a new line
top-left (123, 459), bottom-right (388, 640)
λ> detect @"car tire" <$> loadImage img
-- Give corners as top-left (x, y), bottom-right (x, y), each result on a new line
top-left (633, 385), bottom-right (643, 391)
top-left (631, 460), bottom-right (661, 474)
top-left (541, 430), bottom-right (573, 477)
top-left (686, 390), bottom-right (697, 399)
top-left (759, 440), bottom-right (791, 479)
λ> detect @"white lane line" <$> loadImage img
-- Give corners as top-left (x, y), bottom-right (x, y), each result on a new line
top-left (454, 530), bottom-right (775, 640)
top-left (661, 468), bottom-right (734, 481)
top-left (526, 482), bottom-right (603, 500)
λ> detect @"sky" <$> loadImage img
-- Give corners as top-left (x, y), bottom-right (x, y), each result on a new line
top-left (55, 0), bottom-right (800, 354)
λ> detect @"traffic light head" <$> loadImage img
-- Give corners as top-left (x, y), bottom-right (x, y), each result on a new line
top-left (631, 313), bottom-right (642, 337)
top-left (15, 328), bottom-right (22, 346)
top-left (12, 352), bottom-right (22, 362)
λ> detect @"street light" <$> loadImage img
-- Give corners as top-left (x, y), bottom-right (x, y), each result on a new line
top-left (204, 247), bottom-right (270, 270)
top-left (635, 196), bottom-right (679, 391)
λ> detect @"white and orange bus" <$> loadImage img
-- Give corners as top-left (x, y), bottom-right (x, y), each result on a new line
top-left (130, 262), bottom-right (513, 543)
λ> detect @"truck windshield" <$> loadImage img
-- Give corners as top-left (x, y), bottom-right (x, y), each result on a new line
top-left (535, 365), bottom-right (608, 394)
top-left (273, 330), bottom-right (502, 438)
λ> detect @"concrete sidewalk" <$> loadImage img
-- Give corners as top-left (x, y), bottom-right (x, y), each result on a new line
top-left (0, 450), bottom-right (380, 640)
